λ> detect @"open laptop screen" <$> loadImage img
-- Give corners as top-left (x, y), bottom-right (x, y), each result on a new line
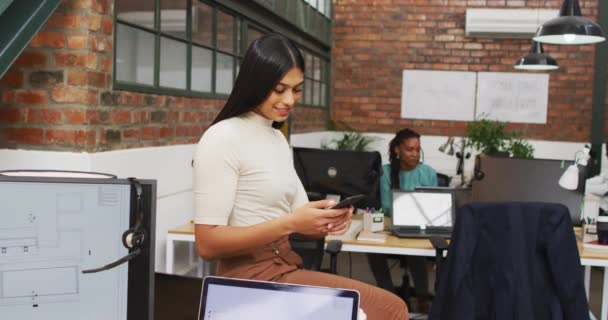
top-left (392, 190), bottom-right (454, 227)
top-left (199, 276), bottom-right (359, 320)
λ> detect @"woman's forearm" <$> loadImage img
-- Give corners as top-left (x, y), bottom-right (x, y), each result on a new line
top-left (195, 216), bottom-right (293, 261)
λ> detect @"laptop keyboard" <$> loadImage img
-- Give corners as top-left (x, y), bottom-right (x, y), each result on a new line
top-left (392, 227), bottom-right (452, 238)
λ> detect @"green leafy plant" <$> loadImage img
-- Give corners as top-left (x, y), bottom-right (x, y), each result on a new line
top-left (507, 135), bottom-right (535, 159)
top-left (321, 120), bottom-right (378, 151)
top-left (465, 118), bottom-right (534, 158)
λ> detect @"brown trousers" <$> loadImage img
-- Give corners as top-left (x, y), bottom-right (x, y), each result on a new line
top-left (217, 236), bottom-right (408, 320)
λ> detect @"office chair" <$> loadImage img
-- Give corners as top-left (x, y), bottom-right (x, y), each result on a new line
top-left (288, 233), bottom-right (342, 274)
top-left (429, 202), bottom-right (590, 320)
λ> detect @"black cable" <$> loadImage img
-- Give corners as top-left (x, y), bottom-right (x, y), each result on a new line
top-left (82, 248), bottom-right (142, 274)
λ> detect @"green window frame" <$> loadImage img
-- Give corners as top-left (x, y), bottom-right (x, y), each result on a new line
top-left (114, 0), bottom-right (244, 98)
top-left (113, 0), bottom-right (332, 108)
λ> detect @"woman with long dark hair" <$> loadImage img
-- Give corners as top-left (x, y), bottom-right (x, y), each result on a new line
top-left (368, 128), bottom-right (438, 312)
top-left (193, 34), bottom-right (407, 319)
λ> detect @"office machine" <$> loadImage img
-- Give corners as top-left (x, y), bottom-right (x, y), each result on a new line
top-left (0, 175), bottom-right (156, 320)
top-left (472, 156), bottom-right (586, 225)
top-left (292, 147), bottom-right (382, 210)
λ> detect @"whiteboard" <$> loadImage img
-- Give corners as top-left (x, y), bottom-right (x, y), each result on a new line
top-left (401, 70), bottom-right (477, 121)
top-left (476, 72), bottom-right (548, 124)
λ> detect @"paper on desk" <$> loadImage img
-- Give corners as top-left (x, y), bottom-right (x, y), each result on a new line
top-left (356, 231), bottom-right (386, 243)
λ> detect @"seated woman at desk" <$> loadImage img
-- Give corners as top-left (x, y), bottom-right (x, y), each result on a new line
top-left (193, 34), bottom-right (407, 320)
top-left (368, 128), bottom-right (437, 312)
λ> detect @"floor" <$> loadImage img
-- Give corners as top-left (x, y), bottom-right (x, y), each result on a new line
top-left (155, 252), bottom-right (605, 319)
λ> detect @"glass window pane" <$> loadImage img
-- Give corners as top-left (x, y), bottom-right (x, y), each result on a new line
top-left (160, 37), bottom-right (187, 89)
top-left (320, 59), bottom-right (327, 82)
top-left (247, 27), bottom-right (264, 49)
top-left (313, 56), bottom-right (321, 80)
top-left (191, 46), bottom-right (212, 92)
top-left (304, 79), bottom-right (312, 105)
top-left (160, 0), bottom-right (187, 39)
top-left (217, 10), bottom-right (234, 53)
top-left (313, 81), bottom-right (321, 105)
top-left (116, 0), bottom-right (155, 29)
top-left (318, 0), bottom-right (325, 14)
top-left (192, 2), bottom-right (212, 47)
top-left (116, 23), bottom-right (154, 85)
top-left (236, 19), bottom-right (242, 55)
top-left (305, 51), bottom-right (313, 78)
top-left (216, 53), bottom-right (234, 94)
top-left (325, 0), bottom-right (332, 18)
top-left (320, 82), bottom-right (326, 106)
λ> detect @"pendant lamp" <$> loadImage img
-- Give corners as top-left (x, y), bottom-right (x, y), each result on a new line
top-left (534, 0), bottom-right (605, 45)
top-left (513, 41), bottom-right (559, 70)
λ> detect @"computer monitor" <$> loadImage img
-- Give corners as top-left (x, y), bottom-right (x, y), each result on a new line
top-left (292, 147), bottom-right (382, 210)
top-left (472, 156), bottom-right (586, 225)
top-left (0, 175), bottom-right (156, 320)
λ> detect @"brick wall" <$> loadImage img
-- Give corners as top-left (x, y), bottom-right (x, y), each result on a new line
top-left (332, 0), bottom-right (602, 142)
top-left (0, 0), bottom-right (326, 152)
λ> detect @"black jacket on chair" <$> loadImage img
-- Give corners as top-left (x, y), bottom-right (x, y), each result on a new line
top-left (429, 202), bottom-right (589, 320)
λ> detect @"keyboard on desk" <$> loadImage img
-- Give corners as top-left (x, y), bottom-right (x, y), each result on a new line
top-left (391, 226), bottom-right (452, 239)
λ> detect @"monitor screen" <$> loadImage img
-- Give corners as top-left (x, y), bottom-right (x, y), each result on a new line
top-left (0, 179), bottom-right (131, 320)
top-left (292, 147), bottom-right (382, 210)
top-left (472, 156), bottom-right (586, 225)
top-left (392, 191), bottom-right (454, 227)
top-left (199, 276), bottom-right (358, 320)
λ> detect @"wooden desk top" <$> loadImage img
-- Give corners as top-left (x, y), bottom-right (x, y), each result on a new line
top-left (168, 217), bottom-right (608, 260)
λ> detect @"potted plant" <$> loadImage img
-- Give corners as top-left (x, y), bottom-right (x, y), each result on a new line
top-left (321, 120), bottom-right (378, 151)
top-left (465, 118), bottom-right (534, 158)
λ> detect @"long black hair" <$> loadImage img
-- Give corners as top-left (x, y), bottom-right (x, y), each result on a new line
top-left (211, 33), bottom-right (305, 129)
top-left (389, 128), bottom-right (421, 188)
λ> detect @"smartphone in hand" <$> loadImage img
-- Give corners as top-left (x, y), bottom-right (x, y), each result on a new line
top-left (328, 194), bottom-right (366, 209)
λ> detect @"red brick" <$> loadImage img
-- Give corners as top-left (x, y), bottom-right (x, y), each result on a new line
top-left (67, 34), bottom-right (88, 49)
top-left (13, 52), bottom-right (48, 68)
top-left (30, 32), bottom-right (65, 48)
top-left (54, 52), bottom-right (97, 69)
top-left (67, 70), bottom-right (106, 88)
top-left (1, 128), bottom-right (44, 145)
top-left (60, 0), bottom-right (93, 10)
top-left (0, 71), bottom-right (24, 87)
top-left (63, 109), bottom-right (87, 124)
top-left (45, 13), bottom-right (81, 29)
top-left (26, 108), bottom-right (62, 124)
top-left (102, 17), bottom-right (113, 35)
top-left (111, 110), bottom-right (131, 124)
top-left (88, 35), bottom-right (109, 52)
top-left (51, 87), bottom-right (97, 104)
top-left (15, 90), bottom-right (48, 105)
top-left (46, 129), bottom-right (78, 145)
top-left (1, 91), bottom-right (15, 104)
top-left (142, 126), bottom-right (161, 139)
top-left (85, 14), bottom-right (102, 31)
top-left (0, 108), bottom-right (20, 123)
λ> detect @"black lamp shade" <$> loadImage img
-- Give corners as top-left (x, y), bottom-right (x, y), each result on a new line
top-left (514, 41), bottom-right (559, 71)
top-left (534, 0), bottom-right (605, 45)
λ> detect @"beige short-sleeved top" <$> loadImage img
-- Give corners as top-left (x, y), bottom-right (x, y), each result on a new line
top-left (193, 112), bottom-right (308, 226)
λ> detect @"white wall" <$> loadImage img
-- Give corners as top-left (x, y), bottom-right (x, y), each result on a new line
top-left (1, 135), bottom-right (604, 274)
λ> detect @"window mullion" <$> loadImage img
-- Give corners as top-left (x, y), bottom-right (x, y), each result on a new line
top-left (154, 0), bottom-right (161, 87)
top-left (187, 0), bottom-right (193, 91)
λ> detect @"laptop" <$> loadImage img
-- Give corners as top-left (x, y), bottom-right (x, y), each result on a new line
top-left (391, 189), bottom-right (455, 238)
top-left (198, 276), bottom-right (360, 320)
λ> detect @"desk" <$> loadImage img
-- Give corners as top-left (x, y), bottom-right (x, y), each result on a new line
top-left (166, 221), bottom-right (608, 320)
